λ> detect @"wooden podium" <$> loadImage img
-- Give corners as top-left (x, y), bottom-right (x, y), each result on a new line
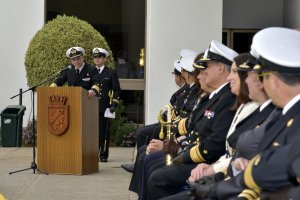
top-left (37, 87), bottom-right (99, 175)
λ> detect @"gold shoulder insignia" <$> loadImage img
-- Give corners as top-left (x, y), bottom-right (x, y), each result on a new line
top-left (203, 149), bottom-right (208, 154)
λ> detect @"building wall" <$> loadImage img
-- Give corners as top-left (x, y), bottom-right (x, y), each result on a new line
top-left (0, 0), bottom-right (44, 126)
top-left (223, 0), bottom-right (283, 29)
top-left (145, 0), bottom-right (223, 124)
top-left (283, 0), bottom-right (300, 28)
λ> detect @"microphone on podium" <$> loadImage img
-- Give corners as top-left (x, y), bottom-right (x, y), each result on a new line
top-left (57, 65), bottom-right (72, 74)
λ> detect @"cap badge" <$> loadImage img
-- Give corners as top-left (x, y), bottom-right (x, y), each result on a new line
top-left (239, 63), bottom-right (250, 69)
top-left (253, 64), bottom-right (261, 70)
top-left (71, 48), bottom-right (77, 54)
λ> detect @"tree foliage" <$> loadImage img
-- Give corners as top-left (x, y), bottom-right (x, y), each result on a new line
top-left (25, 15), bottom-right (114, 87)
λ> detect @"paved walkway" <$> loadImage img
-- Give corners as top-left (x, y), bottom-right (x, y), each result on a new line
top-left (0, 147), bottom-right (138, 200)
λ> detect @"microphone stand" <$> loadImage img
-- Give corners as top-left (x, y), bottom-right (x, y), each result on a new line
top-left (9, 70), bottom-right (65, 175)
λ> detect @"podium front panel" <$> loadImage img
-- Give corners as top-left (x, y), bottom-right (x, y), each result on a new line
top-left (37, 87), bottom-right (99, 175)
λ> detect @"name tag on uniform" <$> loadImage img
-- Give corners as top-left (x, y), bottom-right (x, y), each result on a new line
top-left (204, 110), bottom-right (215, 119)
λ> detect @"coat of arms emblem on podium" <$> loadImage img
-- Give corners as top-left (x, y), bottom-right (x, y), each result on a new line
top-left (47, 95), bottom-right (69, 135)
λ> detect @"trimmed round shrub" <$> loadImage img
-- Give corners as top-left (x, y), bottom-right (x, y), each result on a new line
top-left (25, 15), bottom-right (114, 87)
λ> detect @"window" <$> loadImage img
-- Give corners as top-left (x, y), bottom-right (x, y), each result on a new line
top-left (223, 29), bottom-right (259, 53)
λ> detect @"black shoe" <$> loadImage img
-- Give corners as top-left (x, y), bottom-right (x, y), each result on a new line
top-left (121, 163), bottom-right (134, 173)
top-left (100, 157), bottom-right (108, 162)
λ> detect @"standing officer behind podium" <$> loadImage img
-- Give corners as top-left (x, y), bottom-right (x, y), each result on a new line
top-left (93, 47), bottom-right (121, 162)
top-left (50, 46), bottom-right (101, 98)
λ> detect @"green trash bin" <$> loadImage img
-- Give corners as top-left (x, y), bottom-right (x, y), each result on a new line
top-left (0, 105), bottom-right (26, 147)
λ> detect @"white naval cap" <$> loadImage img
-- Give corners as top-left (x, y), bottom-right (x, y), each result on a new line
top-left (196, 40), bottom-right (238, 67)
top-left (173, 59), bottom-right (182, 73)
top-left (251, 27), bottom-right (300, 73)
top-left (173, 49), bottom-right (197, 74)
top-left (66, 47), bottom-right (85, 58)
top-left (180, 55), bottom-right (196, 73)
top-left (92, 47), bottom-right (109, 57)
top-left (250, 44), bottom-right (259, 59)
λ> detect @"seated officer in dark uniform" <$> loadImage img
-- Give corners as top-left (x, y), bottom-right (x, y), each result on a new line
top-left (121, 49), bottom-right (197, 172)
top-left (50, 46), bottom-right (100, 98)
top-left (230, 27), bottom-right (300, 200)
top-left (191, 27), bottom-right (300, 200)
top-left (92, 47), bottom-right (121, 162)
top-left (147, 40), bottom-right (238, 200)
top-left (128, 53), bottom-right (206, 199)
top-left (135, 48), bottom-right (199, 149)
top-left (161, 54), bottom-right (277, 200)
top-left (135, 56), bottom-right (190, 151)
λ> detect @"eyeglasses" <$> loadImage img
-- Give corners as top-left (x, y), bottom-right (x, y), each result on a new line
top-left (257, 71), bottom-right (273, 77)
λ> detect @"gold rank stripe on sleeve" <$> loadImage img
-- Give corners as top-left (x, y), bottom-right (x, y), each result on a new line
top-left (244, 155), bottom-right (261, 194)
top-left (178, 118), bottom-right (187, 135)
top-left (190, 145), bottom-right (206, 163)
top-left (237, 189), bottom-right (259, 200)
top-left (112, 99), bottom-right (120, 104)
top-left (92, 85), bottom-right (100, 93)
top-left (50, 83), bottom-right (57, 87)
top-left (297, 177), bottom-right (300, 184)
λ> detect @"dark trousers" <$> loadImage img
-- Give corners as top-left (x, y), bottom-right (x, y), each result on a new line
top-left (147, 163), bottom-right (198, 200)
top-left (129, 147), bottom-right (166, 199)
top-left (140, 151), bottom-right (167, 200)
top-left (135, 123), bottom-right (161, 150)
top-left (129, 145), bottom-right (147, 193)
top-left (99, 113), bottom-right (109, 159)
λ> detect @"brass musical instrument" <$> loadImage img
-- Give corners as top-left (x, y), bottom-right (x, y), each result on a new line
top-left (157, 104), bottom-right (173, 165)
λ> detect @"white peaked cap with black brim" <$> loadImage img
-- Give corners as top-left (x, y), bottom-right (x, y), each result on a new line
top-left (180, 54), bottom-right (196, 73)
top-left (173, 60), bottom-right (182, 73)
top-left (197, 40), bottom-right (238, 67)
top-left (93, 47), bottom-right (109, 57)
top-left (66, 47), bottom-right (85, 58)
top-left (252, 27), bottom-right (300, 73)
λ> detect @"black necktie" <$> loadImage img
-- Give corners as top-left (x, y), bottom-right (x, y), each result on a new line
top-left (76, 69), bottom-right (79, 75)
top-left (98, 68), bottom-right (101, 74)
